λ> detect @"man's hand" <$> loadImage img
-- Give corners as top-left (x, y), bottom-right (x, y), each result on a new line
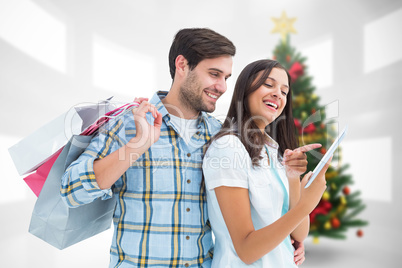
top-left (130, 97), bottom-right (162, 150)
top-left (292, 239), bottom-right (306, 266)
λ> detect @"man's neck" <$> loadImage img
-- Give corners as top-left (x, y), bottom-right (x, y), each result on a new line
top-left (162, 90), bottom-right (200, 120)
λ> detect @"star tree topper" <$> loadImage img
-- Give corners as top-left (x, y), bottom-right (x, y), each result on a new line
top-left (271, 11), bottom-right (297, 43)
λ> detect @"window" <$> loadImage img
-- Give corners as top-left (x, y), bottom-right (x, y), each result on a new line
top-left (342, 136), bottom-right (392, 202)
top-left (0, 0), bottom-right (67, 72)
top-left (93, 35), bottom-right (156, 98)
top-left (364, 8), bottom-right (402, 73)
top-left (300, 36), bottom-right (333, 89)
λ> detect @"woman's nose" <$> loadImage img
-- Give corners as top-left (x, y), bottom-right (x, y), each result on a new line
top-left (272, 87), bottom-right (282, 99)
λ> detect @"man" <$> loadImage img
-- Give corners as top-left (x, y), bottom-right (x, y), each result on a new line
top-left (61, 28), bottom-right (305, 267)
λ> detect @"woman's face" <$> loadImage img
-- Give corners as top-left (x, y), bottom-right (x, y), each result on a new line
top-left (247, 67), bottom-right (289, 130)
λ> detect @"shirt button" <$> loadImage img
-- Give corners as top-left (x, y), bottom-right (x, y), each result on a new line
top-left (185, 263), bottom-right (189, 267)
top-left (186, 235), bottom-right (190, 240)
top-left (187, 153), bottom-right (191, 157)
top-left (187, 179), bottom-right (191, 184)
top-left (186, 208), bottom-right (190, 212)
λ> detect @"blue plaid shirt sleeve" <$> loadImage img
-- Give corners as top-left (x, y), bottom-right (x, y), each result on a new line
top-left (60, 119), bottom-right (125, 207)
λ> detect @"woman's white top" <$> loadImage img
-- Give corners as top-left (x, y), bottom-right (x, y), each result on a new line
top-left (202, 134), bottom-right (297, 267)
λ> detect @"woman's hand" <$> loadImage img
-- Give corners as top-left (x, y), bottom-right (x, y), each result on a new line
top-left (298, 157), bottom-right (332, 214)
top-left (282, 143), bottom-right (322, 178)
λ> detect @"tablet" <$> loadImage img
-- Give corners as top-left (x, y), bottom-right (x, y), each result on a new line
top-left (304, 125), bottom-right (348, 188)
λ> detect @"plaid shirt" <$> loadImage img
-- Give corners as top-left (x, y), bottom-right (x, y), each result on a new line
top-left (61, 92), bottom-right (222, 267)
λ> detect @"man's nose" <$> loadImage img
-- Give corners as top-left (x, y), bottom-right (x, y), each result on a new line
top-left (215, 77), bottom-right (227, 93)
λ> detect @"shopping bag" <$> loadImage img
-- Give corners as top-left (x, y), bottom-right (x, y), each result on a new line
top-left (28, 135), bottom-right (117, 249)
top-left (23, 148), bottom-right (63, 197)
top-left (28, 101), bottom-right (139, 249)
top-left (8, 99), bottom-right (115, 176)
top-left (22, 101), bottom-right (139, 196)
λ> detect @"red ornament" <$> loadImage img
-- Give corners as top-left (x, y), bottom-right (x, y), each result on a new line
top-left (320, 123), bottom-right (325, 129)
top-left (321, 200), bottom-right (332, 211)
top-left (303, 123), bottom-right (316, 134)
top-left (331, 218), bottom-right (341, 229)
top-left (309, 200), bottom-right (332, 223)
top-left (320, 147), bottom-right (327, 154)
top-left (343, 186), bottom-right (350, 195)
top-left (286, 55), bottom-right (291, 62)
top-left (357, 229), bottom-right (364, 237)
top-left (294, 119), bottom-right (302, 135)
top-left (312, 108), bottom-right (316, 114)
top-left (294, 120), bottom-right (316, 135)
top-left (294, 118), bottom-right (301, 128)
top-left (288, 62), bottom-right (304, 82)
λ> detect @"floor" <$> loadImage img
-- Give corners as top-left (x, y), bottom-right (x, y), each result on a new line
top-left (302, 200), bottom-right (399, 268)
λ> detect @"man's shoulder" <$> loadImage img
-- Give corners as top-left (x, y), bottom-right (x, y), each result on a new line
top-left (203, 113), bottom-right (223, 129)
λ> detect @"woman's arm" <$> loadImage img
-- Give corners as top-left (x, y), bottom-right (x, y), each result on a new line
top-left (215, 161), bottom-right (330, 265)
top-left (214, 186), bottom-right (306, 264)
top-left (281, 144), bottom-right (322, 241)
top-left (288, 176), bottom-right (310, 242)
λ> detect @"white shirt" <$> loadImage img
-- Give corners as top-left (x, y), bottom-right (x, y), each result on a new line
top-left (202, 134), bottom-right (297, 268)
top-left (169, 114), bottom-right (198, 145)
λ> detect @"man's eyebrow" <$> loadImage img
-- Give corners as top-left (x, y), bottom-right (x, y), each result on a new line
top-left (209, 68), bottom-right (232, 78)
top-left (208, 68), bottom-right (223, 73)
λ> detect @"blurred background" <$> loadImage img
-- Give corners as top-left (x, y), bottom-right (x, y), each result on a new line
top-left (1, 0), bottom-right (401, 267)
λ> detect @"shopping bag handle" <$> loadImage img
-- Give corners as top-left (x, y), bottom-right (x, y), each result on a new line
top-left (81, 102), bottom-right (139, 136)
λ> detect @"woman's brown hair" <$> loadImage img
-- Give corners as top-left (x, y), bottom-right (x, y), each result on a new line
top-left (209, 59), bottom-right (298, 166)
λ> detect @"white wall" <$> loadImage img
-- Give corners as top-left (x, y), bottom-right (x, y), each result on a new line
top-left (1, 0), bottom-right (401, 267)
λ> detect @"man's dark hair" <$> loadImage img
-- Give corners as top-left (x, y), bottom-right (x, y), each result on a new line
top-left (168, 28), bottom-right (236, 79)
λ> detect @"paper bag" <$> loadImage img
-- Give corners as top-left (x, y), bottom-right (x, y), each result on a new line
top-left (28, 135), bottom-right (116, 249)
top-left (8, 100), bottom-right (115, 176)
top-left (23, 148), bottom-right (63, 197)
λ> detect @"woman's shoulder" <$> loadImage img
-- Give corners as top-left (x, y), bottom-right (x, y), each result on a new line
top-left (203, 134), bottom-right (251, 190)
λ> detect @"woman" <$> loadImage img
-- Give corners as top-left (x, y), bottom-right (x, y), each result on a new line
top-left (202, 59), bottom-right (330, 267)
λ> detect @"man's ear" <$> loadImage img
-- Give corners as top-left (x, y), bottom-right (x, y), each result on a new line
top-left (175, 55), bottom-right (188, 77)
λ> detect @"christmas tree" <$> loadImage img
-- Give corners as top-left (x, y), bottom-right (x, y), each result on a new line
top-left (271, 12), bottom-right (368, 242)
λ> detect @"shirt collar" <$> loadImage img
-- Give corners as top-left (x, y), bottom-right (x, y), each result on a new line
top-left (264, 132), bottom-right (279, 149)
top-left (149, 91), bottom-right (169, 116)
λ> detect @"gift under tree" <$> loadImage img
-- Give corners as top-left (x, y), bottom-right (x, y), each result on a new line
top-left (270, 12), bottom-right (368, 242)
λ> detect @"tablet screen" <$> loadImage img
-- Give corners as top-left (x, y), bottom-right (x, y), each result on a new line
top-left (304, 125), bottom-right (348, 188)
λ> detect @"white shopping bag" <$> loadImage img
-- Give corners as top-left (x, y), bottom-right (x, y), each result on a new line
top-left (8, 98), bottom-right (116, 175)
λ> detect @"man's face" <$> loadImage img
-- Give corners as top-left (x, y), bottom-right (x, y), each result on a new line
top-left (179, 56), bottom-right (233, 113)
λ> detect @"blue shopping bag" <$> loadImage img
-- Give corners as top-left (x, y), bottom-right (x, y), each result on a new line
top-left (28, 134), bottom-right (117, 249)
